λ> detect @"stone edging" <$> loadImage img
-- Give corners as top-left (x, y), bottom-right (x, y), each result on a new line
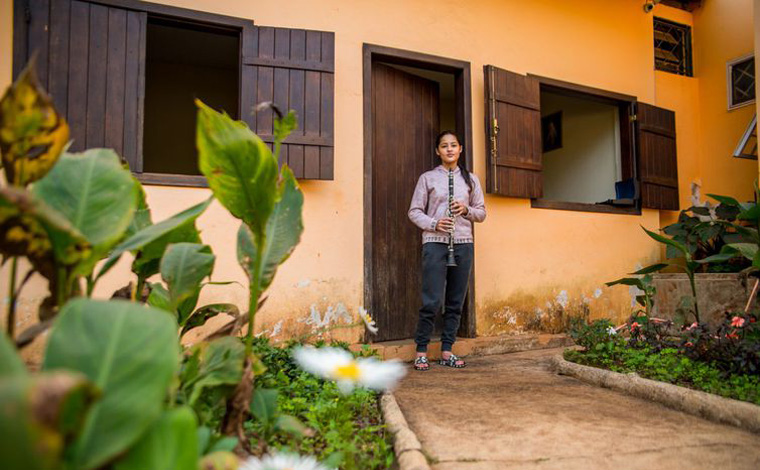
top-left (380, 392), bottom-right (431, 470)
top-left (550, 354), bottom-right (760, 434)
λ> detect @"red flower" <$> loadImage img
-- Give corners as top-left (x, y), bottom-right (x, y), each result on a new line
top-left (731, 316), bottom-right (745, 328)
top-left (751, 318), bottom-right (756, 323)
top-left (684, 341), bottom-right (693, 347)
top-left (630, 322), bottom-right (640, 330)
top-left (726, 332), bottom-right (739, 340)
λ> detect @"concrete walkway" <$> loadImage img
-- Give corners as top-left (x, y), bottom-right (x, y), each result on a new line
top-left (393, 348), bottom-right (760, 470)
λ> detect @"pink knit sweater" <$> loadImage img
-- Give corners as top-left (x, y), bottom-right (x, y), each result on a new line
top-left (408, 166), bottom-right (486, 244)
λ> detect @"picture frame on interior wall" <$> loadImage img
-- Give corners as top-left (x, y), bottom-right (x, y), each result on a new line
top-left (541, 111), bottom-right (562, 153)
top-left (727, 53), bottom-right (755, 110)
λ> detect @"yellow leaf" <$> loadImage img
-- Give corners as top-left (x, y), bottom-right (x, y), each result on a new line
top-left (0, 60), bottom-right (69, 187)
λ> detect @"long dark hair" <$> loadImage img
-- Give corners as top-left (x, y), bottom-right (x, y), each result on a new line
top-left (435, 130), bottom-right (472, 190)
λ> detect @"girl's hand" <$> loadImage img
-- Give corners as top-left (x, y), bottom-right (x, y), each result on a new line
top-left (436, 217), bottom-right (455, 233)
top-left (450, 200), bottom-right (469, 217)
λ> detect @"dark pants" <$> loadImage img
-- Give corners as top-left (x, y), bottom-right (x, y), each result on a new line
top-left (415, 243), bottom-right (474, 353)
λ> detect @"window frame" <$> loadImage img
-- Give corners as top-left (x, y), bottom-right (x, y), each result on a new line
top-left (727, 53), bottom-right (756, 111)
top-left (653, 17), bottom-right (693, 77)
top-left (526, 74), bottom-right (641, 216)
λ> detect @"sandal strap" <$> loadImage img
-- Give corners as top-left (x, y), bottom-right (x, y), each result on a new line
top-left (414, 356), bottom-right (429, 364)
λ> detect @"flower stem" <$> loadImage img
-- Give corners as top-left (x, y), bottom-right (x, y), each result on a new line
top-left (6, 257), bottom-right (18, 338)
top-left (246, 233), bottom-right (265, 357)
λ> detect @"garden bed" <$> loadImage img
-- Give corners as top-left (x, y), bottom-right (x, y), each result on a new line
top-left (553, 354), bottom-right (760, 433)
top-left (247, 338), bottom-right (396, 469)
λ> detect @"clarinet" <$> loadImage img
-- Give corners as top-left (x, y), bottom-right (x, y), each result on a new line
top-left (446, 168), bottom-right (457, 267)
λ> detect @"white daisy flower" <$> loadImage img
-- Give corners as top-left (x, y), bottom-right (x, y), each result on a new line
top-left (292, 346), bottom-right (406, 394)
top-left (239, 452), bottom-right (333, 470)
top-left (607, 326), bottom-right (617, 336)
top-left (358, 307), bottom-right (378, 335)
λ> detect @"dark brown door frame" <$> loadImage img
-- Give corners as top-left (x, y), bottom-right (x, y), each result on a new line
top-left (362, 43), bottom-right (476, 341)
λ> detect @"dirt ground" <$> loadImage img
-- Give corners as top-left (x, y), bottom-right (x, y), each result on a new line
top-left (393, 348), bottom-right (760, 470)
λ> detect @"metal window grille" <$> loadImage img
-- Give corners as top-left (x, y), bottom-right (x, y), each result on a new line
top-left (654, 18), bottom-right (693, 77)
top-left (727, 55), bottom-right (755, 109)
top-left (733, 114), bottom-right (758, 160)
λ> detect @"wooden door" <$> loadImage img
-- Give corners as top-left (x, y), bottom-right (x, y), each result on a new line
top-left (371, 63), bottom-right (439, 342)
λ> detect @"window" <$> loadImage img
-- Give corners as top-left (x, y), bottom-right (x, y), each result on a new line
top-left (484, 66), bottom-right (679, 213)
top-left (727, 55), bottom-right (755, 110)
top-left (654, 18), bottom-right (693, 77)
top-left (12, 0), bottom-right (335, 184)
top-left (734, 114), bottom-right (758, 160)
top-left (143, 18), bottom-right (240, 176)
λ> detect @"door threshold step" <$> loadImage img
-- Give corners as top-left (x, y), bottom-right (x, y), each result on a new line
top-left (353, 333), bottom-right (573, 362)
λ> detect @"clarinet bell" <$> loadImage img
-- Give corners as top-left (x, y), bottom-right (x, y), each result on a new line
top-left (446, 250), bottom-right (457, 267)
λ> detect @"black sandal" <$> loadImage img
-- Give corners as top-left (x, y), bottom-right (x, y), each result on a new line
top-left (439, 353), bottom-right (466, 368)
top-left (413, 356), bottom-right (430, 371)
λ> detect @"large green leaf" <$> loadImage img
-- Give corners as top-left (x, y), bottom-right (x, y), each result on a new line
top-left (196, 100), bottom-right (278, 240)
top-left (182, 336), bottom-right (245, 407)
top-left (42, 299), bottom-right (180, 470)
top-left (605, 277), bottom-right (644, 288)
top-left (113, 407), bottom-right (198, 470)
top-left (0, 186), bottom-right (90, 278)
top-left (0, 331), bottom-right (26, 378)
top-left (0, 371), bottom-right (98, 470)
top-left (641, 226), bottom-right (688, 258)
top-left (161, 243), bottom-right (215, 313)
top-left (250, 388), bottom-right (278, 424)
top-left (125, 179), bottom-right (152, 239)
top-left (725, 243), bottom-right (759, 261)
top-left (32, 149), bottom-right (138, 276)
top-left (181, 303), bottom-right (240, 336)
top-left (97, 197), bottom-right (212, 280)
top-left (630, 263), bottom-right (669, 275)
top-left (0, 60), bottom-right (69, 187)
top-left (237, 165), bottom-right (304, 291)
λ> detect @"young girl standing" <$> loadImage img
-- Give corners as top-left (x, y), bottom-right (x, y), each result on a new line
top-left (407, 131), bottom-right (486, 370)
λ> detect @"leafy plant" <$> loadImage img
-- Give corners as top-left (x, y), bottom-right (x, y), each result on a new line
top-left (195, 100), bottom-right (304, 435)
top-left (606, 272), bottom-right (657, 317)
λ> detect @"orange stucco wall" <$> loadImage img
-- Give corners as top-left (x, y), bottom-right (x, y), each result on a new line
top-left (0, 0), bottom-right (754, 348)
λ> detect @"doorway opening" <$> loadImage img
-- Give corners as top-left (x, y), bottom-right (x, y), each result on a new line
top-left (363, 45), bottom-right (474, 343)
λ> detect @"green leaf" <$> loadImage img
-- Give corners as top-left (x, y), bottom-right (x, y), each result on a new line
top-left (725, 243), bottom-right (759, 261)
top-left (0, 377), bottom-right (60, 470)
top-left (208, 436), bottom-right (238, 453)
top-left (739, 203), bottom-right (760, 222)
top-left (146, 282), bottom-right (171, 311)
top-left (630, 263), bottom-right (669, 275)
top-left (0, 325), bottom-right (27, 378)
top-left (161, 243), bottom-right (215, 313)
top-left (198, 452), bottom-right (239, 470)
top-left (237, 166), bottom-right (304, 292)
top-left (181, 303), bottom-right (240, 336)
top-left (696, 252), bottom-right (738, 264)
top-left (184, 337), bottom-right (245, 407)
top-left (642, 226), bottom-right (688, 257)
top-left (114, 407), bottom-right (198, 470)
top-left (0, 60), bottom-right (69, 187)
top-left (706, 194), bottom-right (741, 207)
top-left (0, 371), bottom-right (98, 470)
top-left (97, 197), bottom-right (212, 280)
top-left (0, 186), bottom-right (90, 279)
top-left (33, 149), bottom-right (138, 277)
top-left (251, 388), bottom-right (278, 423)
top-left (605, 277), bottom-right (643, 288)
top-left (42, 299), bottom-right (180, 470)
top-left (275, 414), bottom-right (309, 438)
top-left (125, 180), bottom-right (152, 239)
top-left (196, 99), bottom-right (278, 240)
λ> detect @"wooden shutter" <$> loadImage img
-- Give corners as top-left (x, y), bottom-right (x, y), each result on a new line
top-left (241, 26), bottom-right (335, 180)
top-left (13, 0), bottom-right (146, 171)
top-left (484, 65), bottom-right (542, 198)
top-left (637, 102), bottom-right (679, 210)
